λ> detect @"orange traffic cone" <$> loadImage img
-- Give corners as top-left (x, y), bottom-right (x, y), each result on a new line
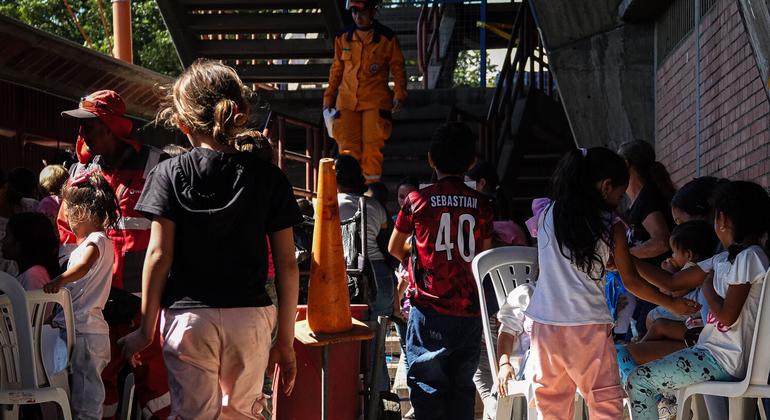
top-left (307, 158), bottom-right (353, 334)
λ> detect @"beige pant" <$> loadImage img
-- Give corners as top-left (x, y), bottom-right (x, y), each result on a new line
top-left (530, 322), bottom-right (625, 420)
top-left (161, 306), bottom-right (277, 420)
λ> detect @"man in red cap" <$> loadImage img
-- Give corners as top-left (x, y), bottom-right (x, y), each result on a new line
top-left (59, 90), bottom-right (170, 420)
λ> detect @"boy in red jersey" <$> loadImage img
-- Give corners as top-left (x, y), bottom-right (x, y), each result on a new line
top-left (388, 122), bottom-right (493, 420)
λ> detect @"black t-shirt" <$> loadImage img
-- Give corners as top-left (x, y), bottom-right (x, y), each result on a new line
top-left (135, 148), bottom-right (302, 309)
top-left (625, 184), bottom-right (674, 265)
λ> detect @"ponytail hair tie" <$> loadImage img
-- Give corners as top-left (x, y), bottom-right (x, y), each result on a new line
top-left (579, 147), bottom-right (588, 158)
top-left (232, 103), bottom-right (247, 127)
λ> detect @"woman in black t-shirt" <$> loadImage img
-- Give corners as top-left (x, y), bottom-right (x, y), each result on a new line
top-left (619, 141), bottom-right (675, 263)
top-left (118, 60), bottom-right (302, 418)
top-left (617, 141), bottom-right (676, 337)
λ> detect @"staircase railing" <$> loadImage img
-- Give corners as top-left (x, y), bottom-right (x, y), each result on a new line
top-left (417, 0), bottom-right (444, 89)
top-left (480, 0), bottom-right (553, 162)
top-left (267, 111), bottom-right (333, 198)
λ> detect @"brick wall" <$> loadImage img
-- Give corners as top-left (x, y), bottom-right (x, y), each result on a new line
top-left (655, 0), bottom-right (770, 188)
top-left (656, 32), bottom-right (697, 185)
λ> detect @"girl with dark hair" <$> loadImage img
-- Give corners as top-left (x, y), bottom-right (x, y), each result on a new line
top-left (524, 147), bottom-right (698, 419)
top-left (0, 168), bottom-right (40, 275)
top-left (2, 212), bottom-right (60, 290)
top-left (617, 140), bottom-right (676, 338)
top-left (618, 140), bottom-right (675, 261)
top-left (625, 181), bottom-right (770, 420)
top-left (396, 176), bottom-right (419, 208)
top-left (43, 170), bottom-right (119, 420)
top-left (670, 176), bottom-right (726, 225)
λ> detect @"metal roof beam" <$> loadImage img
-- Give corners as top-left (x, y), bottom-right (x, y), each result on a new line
top-left (197, 38), bottom-right (332, 59)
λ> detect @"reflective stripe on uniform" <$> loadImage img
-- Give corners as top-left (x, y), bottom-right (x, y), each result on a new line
top-left (142, 391), bottom-right (171, 418)
top-left (114, 217), bottom-right (152, 230)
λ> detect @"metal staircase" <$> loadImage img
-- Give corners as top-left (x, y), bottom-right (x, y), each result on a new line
top-left (155, 0), bottom-right (575, 224)
top-left (156, 0), bottom-right (345, 84)
top-left (449, 0), bottom-right (574, 221)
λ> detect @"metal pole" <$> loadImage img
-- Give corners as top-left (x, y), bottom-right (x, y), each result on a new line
top-left (480, 0), bottom-right (488, 88)
top-left (112, 0), bottom-right (133, 63)
top-left (321, 346), bottom-right (329, 420)
top-left (694, 0), bottom-right (702, 177)
top-left (367, 316), bottom-right (389, 420)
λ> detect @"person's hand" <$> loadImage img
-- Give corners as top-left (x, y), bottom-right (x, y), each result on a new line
top-left (268, 343), bottom-right (297, 396)
top-left (497, 362), bottom-right (515, 397)
top-left (392, 98), bottom-right (404, 113)
top-left (396, 271), bottom-right (410, 295)
top-left (668, 297), bottom-right (701, 316)
top-left (43, 279), bottom-right (63, 294)
top-left (661, 258), bottom-right (680, 274)
top-left (117, 329), bottom-right (153, 367)
top-left (616, 294), bottom-right (628, 314)
top-left (605, 256), bottom-right (616, 272)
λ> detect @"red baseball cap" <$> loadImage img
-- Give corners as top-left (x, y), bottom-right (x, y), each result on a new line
top-left (62, 90), bottom-right (139, 163)
top-left (348, 0), bottom-right (376, 10)
top-left (62, 90), bottom-right (127, 120)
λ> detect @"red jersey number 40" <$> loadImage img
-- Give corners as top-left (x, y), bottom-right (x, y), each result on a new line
top-left (435, 212), bottom-right (477, 262)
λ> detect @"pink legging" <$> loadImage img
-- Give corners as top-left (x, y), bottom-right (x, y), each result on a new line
top-left (530, 322), bottom-right (626, 420)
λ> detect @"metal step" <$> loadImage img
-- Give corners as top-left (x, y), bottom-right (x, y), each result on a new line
top-left (187, 12), bottom-right (326, 34)
top-left (385, 335), bottom-right (402, 355)
top-left (381, 158), bottom-right (432, 178)
top-left (197, 38), bottom-right (332, 59)
top-left (179, 0), bottom-right (320, 10)
top-left (235, 64), bottom-right (330, 82)
top-left (382, 141), bottom-right (431, 159)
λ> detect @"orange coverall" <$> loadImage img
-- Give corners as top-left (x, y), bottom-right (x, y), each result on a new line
top-left (324, 21), bottom-right (407, 183)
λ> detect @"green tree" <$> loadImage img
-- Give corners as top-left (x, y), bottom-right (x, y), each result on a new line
top-left (0, 0), bottom-right (182, 76)
top-left (453, 49), bottom-right (498, 87)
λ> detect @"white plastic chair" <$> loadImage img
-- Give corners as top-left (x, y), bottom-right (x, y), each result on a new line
top-left (0, 272), bottom-right (74, 420)
top-left (676, 269), bottom-right (770, 420)
top-left (472, 246), bottom-right (539, 420)
top-left (120, 373), bottom-right (138, 420)
top-left (28, 289), bottom-right (75, 396)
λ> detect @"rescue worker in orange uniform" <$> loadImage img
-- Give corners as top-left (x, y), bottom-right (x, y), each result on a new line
top-left (324, 0), bottom-right (407, 184)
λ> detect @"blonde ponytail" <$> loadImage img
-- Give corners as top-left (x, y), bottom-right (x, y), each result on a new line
top-left (156, 59), bottom-right (251, 146)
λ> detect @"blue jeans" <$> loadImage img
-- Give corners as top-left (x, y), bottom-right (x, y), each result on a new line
top-left (406, 304), bottom-right (482, 420)
top-left (369, 259), bottom-right (395, 319)
top-left (625, 347), bottom-right (735, 420)
top-left (369, 259), bottom-right (395, 392)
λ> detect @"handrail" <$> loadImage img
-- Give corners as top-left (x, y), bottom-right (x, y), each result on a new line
top-left (417, 0), bottom-right (444, 89)
top-left (268, 111), bottom-right (332, 198)
top-left (475, 0), bottom-right (554, 162)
